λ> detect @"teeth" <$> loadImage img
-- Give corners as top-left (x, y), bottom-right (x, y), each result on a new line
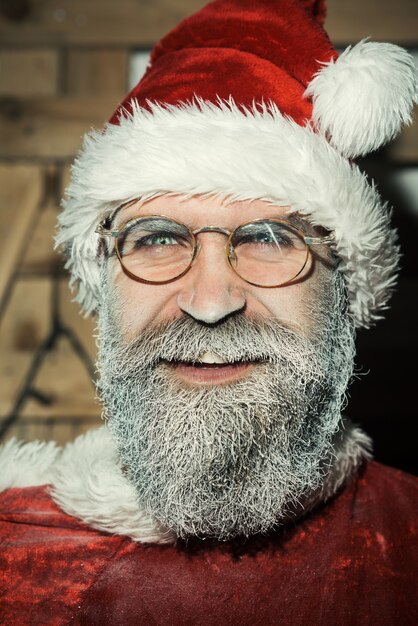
top-left (197, 351), bottom-right (226, 364)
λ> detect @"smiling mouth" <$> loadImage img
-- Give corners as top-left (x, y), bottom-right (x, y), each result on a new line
top-left (161, 351), bottom-right (262, 385)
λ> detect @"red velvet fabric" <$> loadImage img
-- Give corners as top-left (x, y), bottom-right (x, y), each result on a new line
top-left (1, 461), bottom-right (417, 625)
top-left (109, 0), bottom-right (337, 124)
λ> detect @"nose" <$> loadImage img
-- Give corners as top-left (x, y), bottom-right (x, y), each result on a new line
top-left (176, 234), bottom-right (246, 324)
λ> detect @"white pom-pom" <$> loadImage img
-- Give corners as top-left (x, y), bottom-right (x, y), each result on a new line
top-left (305, 40), bottom-right (418, 158)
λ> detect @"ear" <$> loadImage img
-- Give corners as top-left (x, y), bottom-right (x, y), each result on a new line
top-left (305, 40), bottom-right (418, 158)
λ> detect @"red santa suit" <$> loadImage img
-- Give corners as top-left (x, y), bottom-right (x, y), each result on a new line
top-left (1, 426), bottom-right (417, 626)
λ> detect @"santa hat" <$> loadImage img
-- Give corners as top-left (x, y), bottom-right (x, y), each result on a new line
top-left (57, 0), bottom-right (417, 328)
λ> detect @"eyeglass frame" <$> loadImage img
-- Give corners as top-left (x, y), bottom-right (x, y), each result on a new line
top-left (95, 213), bottom-right (336, 288)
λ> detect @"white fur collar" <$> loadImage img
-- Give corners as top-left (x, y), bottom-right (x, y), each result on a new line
top-left (0, 422), bottom-right (371, 544)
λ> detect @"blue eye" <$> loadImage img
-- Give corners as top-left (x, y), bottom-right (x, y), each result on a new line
top-left (236, 227), bottom-right (294, 248)
top-left (118, 221), bottom-right (193, 258)
top-left (139, 233), bottom-right (179, 247)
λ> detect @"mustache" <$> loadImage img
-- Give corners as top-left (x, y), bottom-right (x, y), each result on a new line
top-left (99, 314), bottom-right (318, 378)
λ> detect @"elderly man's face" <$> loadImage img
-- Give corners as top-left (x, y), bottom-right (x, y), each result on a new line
top-left (98, 194), bottom-right (355, 540)
top-left (108, 195), bottom-right (326, 379)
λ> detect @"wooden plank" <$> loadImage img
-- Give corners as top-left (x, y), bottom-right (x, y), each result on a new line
top-left (0, 49), bottom-right (59, 97)
top-left (0, 94), bottom-right (123, 159)
top-left (19, 201), bottom-right (62, 274)
top-left (66, 49), bottom-right (129, 95)
top-left (387, 112), bottom-right (418, 163)
top-left (0, 278), bottom-right (52, 418)
top-left (58, 278), bottom-right (97, 361)
top-left (0, 0), bottom-right (207, 47)
top-left (0, 266), bottom-right (98, 444)
top-left (61, 163), bottom-right (71, 196)
top-left (50, 419), bottom-right (101, 445)
top-left (0, 350), bottom-right (34, 416)
top-left (1, 416), bottom-right (101, 444)
top-left (0, 278), bottom-right (51, 353)
top-left (326, 0), bottom-right (418, 45)
top-left (0, 0), bottom-right (416, 47)
top-left (11, 418), bottom-right (50, 443)
top-left (0, 276), bottom-right (98, 422)
top-left (0, 165), bottom-right (44, 308)
top-left (19, 336), bottom-right (99, 419)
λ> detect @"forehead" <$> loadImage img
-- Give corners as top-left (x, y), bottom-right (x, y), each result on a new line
top-left (116, 194), bottom-right (297, 229)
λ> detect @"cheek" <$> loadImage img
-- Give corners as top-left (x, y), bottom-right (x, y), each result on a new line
top-left (256, 285), bottom-right (311, 329)
top-left (109, 263), bottom-right (179, 339)
top-left (253, 259), bottom-right (321, 334)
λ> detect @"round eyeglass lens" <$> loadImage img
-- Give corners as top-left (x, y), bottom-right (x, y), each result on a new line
top-left (229, 220), bottom-right (309, 287)
top-left (116, 217), bottom-right (194, 283)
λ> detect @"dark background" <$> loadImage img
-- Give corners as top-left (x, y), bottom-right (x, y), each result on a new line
top-left (349, 152), bottom-right (417, 476)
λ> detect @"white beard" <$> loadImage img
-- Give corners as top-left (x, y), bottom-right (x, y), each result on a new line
top-left (97, 271), bottom-right (356, 540)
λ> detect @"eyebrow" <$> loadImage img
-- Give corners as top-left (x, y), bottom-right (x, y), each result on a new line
top-left (107, 200), bottom-right (137, 228)
top-left (107, 203), bottom-right (319, 236)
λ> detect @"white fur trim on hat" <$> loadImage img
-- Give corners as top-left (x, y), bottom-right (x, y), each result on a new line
top-left (57, 99), bottom-right (400, 328)
top-left (306, 40), bottom-right (418, 158)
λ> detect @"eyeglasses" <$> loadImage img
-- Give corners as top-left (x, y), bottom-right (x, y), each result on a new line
top-left (96, 215), bottom-right (335, 287)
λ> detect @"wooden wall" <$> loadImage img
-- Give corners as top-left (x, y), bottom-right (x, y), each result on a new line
top-left (0, 0), bottom-right (417, 472)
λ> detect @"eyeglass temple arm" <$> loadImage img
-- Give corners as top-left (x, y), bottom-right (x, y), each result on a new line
top-left (95, 225), bottom-right (118, 238)
top-left (304, 233), bottom-right (335, 246)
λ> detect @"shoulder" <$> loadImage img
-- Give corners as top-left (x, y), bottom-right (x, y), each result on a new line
top-left (0, 428), bottom-right (174, 545)
top-left (0, 483), bottom-right (111, 545)
top-left (349, 460), bottom-right (418, 533)
top-left (0, 431), bottom-right (120, 541)
top-left (0, 481), bottom-right (130, 625)
top-left (359, 460), bottom-right (418, 499)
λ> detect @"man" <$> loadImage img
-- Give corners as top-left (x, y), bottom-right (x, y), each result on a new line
top-left (1, 0), bottom-right (417, 623)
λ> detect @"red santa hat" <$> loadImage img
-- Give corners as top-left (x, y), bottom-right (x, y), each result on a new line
top-left (57, 0), bottom-right (417, 328)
